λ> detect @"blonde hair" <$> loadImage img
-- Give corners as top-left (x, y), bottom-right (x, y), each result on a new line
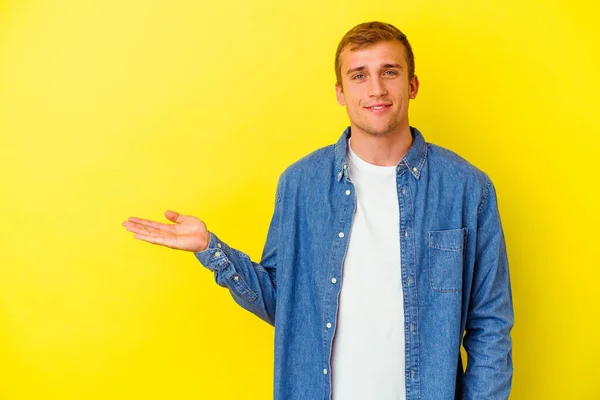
top-left (335, 21), bottom-right (415, 87)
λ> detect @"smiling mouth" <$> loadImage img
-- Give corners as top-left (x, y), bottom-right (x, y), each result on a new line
top-left (365, 104), bottom-right (392, 113)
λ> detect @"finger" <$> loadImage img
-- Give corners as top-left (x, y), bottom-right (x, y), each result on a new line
top-left (123, 221), bottom-right (166, 235)
top-left (133, 232), bottom-right (169, 247)
top-left (126, 217), bottom-right (176, 233)
top-left (165, 210), bottom-right (183, 223)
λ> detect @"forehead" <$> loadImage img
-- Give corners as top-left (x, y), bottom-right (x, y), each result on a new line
top-left (339, 40), bottom-right (407, 72)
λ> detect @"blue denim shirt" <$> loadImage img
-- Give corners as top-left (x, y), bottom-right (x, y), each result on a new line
top-left (195, 126), bottom-right (514, 400)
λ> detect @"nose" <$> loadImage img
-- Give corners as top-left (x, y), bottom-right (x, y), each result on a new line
top-left (368, 76), bottom-right (387, 97)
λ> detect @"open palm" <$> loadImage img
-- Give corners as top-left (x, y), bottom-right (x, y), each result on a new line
top-left (122, 210), bottom-right (209, 252)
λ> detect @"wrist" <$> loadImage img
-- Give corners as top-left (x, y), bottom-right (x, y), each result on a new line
top-left (196, 230), bottom-right (210, 252)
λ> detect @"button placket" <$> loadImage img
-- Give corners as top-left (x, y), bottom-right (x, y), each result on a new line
top-left (397, 167), bottom-right (421, 395)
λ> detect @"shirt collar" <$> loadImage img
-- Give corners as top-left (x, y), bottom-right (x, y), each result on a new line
top-left (334, 125), bottom-right (428, 182)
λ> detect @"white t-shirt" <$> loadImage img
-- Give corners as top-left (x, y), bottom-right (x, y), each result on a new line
top-left (331, 140), bottom-right (406, 399)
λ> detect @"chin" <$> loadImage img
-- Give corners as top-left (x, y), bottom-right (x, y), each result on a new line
top-left (359, 122), bottom-right (400, 137)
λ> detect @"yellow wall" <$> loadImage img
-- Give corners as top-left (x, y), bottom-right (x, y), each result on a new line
top-left (1, 0), bottom-right (598, 398)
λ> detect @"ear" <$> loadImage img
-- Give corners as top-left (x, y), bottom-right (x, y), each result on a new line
top-left (335, 83), bottom-right (345, 106)
top-left (409, 75), bottom-right (420, 99)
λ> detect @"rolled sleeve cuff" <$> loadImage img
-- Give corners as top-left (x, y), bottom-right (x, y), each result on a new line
top-left (193, 231), bottom-right (229, 272)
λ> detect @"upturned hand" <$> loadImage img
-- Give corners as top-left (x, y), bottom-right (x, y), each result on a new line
top-left (122, 210), bottom-right (210, 252)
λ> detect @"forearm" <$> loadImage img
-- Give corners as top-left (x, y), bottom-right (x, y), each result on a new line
top-left (194, 231), bottom-right (277, 325)
top-left (462, 273), bottom-right (513, 399)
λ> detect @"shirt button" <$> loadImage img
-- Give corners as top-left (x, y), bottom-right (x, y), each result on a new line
top-left (233, 275), bottom-right (239, 282)
top-left (345, 190), bottom-right (351, 196)
top-left (411, 370), bottom-right (415, 379)
top-left (326, 323), bottom-right (332, 329)
top-left (402, 187), bottom-right (406, 195)
top-left (410, 323), bottom-right (414, 333)
top-left (412, 167), bottom-right (418, 173)
top-left (331, 278), bottom-right (337, 284)
top-left (343, 164), bottom-right (348, 169)
top-left (217, 243), bottom-right (222, 248)
top-left (323, 369), bottom-right (328, 375)
top-left (338, 232), bottom-right (345, 238)
top-left (406, 277), bottom-right (411, 286)
top-left (214, 251), bottom-right (221, 257)
top-left (404, 230), bottom-right (408, 239)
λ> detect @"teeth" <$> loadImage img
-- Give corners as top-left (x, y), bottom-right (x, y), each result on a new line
top-left (372, 106), bottom-right (386, 109)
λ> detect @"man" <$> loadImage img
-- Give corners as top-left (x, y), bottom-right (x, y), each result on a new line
top-left (122, 21), bottom-right (514, 400)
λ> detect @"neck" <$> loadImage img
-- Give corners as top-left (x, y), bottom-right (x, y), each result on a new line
top-left (348, 124), bottom-right (413, 166)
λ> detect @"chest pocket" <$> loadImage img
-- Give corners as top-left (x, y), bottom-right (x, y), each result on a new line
top-left (428, 228), bottom-right (467, 292)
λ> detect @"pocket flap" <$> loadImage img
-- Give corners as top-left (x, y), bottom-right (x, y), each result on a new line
top-left (428, 228), bottom-right (467, 251)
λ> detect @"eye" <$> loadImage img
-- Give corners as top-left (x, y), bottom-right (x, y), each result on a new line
top-left (352, 73), bottom-right (365, 80)
top-left (384, 70), bottom-right (398, 76)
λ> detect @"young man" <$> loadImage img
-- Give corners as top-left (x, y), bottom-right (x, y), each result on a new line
top-left (123, 21), bottom-right (514, 400)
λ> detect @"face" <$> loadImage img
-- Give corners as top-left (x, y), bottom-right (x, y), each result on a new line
top-left (335, 40), bottom-right (419, 137)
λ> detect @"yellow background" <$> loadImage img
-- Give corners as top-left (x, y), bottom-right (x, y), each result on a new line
top-left (1, 0), bottom-right (598, 398)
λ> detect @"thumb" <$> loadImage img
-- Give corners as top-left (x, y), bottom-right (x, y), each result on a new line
top-left (165, 210), bottom-right (184, 223)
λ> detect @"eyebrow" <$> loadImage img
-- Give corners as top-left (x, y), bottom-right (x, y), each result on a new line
top-left (346, 63), bottom-right (403, 75)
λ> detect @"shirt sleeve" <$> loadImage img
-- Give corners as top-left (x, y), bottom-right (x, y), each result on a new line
top-left (462, 176), bottom-right (514, 399)
top-left (193, 177), bottom-right (282, 326)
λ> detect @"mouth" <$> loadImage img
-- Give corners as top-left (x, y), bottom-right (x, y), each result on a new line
top-left (364, 103), bottom-right (392, 114)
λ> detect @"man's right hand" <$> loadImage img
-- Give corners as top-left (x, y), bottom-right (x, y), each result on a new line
top-left (122, 210), bottom-right (210, 252)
